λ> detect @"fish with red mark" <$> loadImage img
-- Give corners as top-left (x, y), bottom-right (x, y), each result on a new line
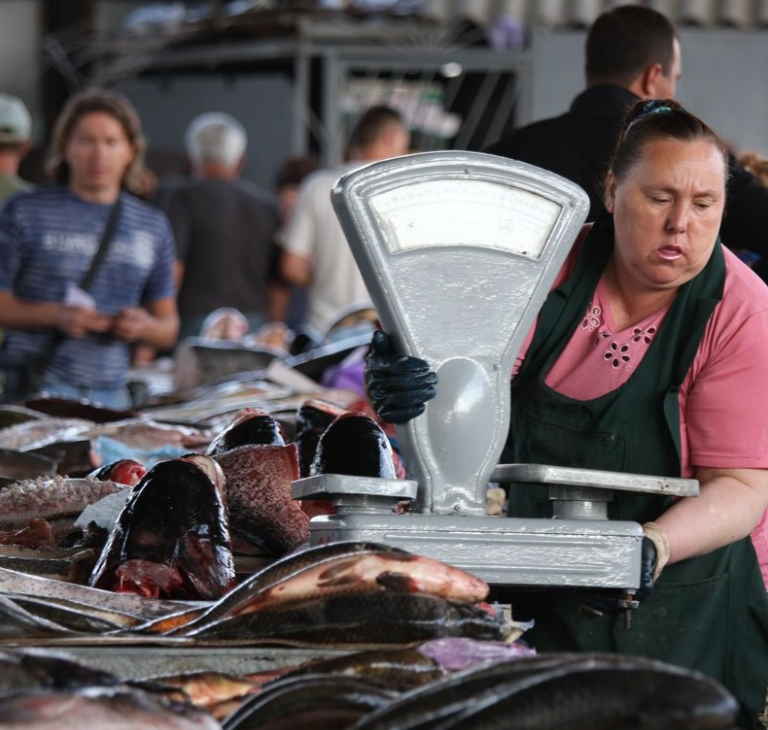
top-left (89, 455), bottom-right (235, 600)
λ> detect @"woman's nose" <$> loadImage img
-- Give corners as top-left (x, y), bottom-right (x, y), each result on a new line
top-left (665, 202), bottom-right (689, 234)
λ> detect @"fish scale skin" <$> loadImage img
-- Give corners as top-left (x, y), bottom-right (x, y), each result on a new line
top-left (353, 654), bottom-right (737, 730)
top-left (0, 477), bottom-right (122, 528)
top-left (221, 673), bottom-right (395, 730)
top-left (214, 444), bottom-right (308, 554)
top-left (146, 542), bottom-right (409, 635)
top-left (189, 592), bottom-right (506, 643)
top-left (437, 668), bottom-right (738, 730)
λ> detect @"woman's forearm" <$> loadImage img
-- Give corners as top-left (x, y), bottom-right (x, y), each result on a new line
top-left (654, 467), bottom-right (768, 564)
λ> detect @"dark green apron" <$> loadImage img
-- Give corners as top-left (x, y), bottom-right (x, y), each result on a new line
top-left (506, 217), bottom-right (768, 722)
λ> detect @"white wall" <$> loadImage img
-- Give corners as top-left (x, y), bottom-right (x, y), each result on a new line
top-left (0, 0), bottom-right (42, 142)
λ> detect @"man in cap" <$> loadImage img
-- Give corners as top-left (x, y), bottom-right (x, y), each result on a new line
top-left (0, 94), bottom-right (32, 205)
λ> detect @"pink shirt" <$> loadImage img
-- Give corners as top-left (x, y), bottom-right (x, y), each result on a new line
top-left (516, 241), bottom-right (768, 584)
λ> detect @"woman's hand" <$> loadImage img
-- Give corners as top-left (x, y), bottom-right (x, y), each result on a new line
top-left (365, 330), bottom-right (438, 424)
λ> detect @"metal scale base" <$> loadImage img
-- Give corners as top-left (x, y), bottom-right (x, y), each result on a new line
top-left (294, 465), bottom-right (698, 590)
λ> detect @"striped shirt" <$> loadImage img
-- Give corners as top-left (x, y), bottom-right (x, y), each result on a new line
top-left (0, 187), bottom-right (175, 387)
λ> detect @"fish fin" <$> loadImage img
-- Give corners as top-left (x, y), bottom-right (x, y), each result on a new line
top-left (316, 558), bottom-right (360, 587)
top-left (376, 571), bottom-right (419, 593)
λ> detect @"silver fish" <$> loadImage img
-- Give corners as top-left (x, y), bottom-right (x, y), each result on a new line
top-left (0, 476), bottom-right (123, 528)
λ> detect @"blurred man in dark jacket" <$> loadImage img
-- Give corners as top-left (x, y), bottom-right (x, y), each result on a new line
top-left (486, 4), bottom-right (768, 263)
top-left (164, 113), bottom-right (280, 339)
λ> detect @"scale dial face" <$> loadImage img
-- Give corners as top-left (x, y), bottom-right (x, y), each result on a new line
top-left (369, 178), bottom-right (562, 259)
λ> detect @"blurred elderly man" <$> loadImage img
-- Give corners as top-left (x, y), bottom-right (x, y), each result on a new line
top-left (164, 112), bottom-right (280, 339)
top-left (0, 94), bottom-right (32, 205)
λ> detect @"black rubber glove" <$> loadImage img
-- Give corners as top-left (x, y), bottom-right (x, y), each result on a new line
top-left (636, 535), bottom-right (658, 602)
top-left (365, 330), bottom-right (438, 424)
top-left (580, 536), bottom-right (658, 617)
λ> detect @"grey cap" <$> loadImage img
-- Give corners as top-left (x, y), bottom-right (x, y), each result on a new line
top-left (0, 94), bottom-right (31, 143)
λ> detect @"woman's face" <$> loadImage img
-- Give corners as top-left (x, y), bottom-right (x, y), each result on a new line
top-left (64, 111), bottom-right (135, 197)
top-left (605, 137), bottom-right (726, 292)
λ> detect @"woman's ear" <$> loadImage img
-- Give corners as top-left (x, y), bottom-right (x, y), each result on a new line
top-left (604, 172), bottom-right (616, 214)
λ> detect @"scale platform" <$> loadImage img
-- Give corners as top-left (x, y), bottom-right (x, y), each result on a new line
top-left (293, 465), bottom-right (697, 589)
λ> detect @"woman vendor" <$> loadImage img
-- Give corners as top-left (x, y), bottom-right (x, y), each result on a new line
top-left (365, 100), bottom-right (768, 727)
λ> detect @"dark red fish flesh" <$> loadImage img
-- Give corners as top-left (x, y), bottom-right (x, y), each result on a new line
top-left (311, 413), bottom-right (396, 479)
top-left (215, 444), bottom-right (309, 554)
top-left (206, 408), bottom-right (285, 456)
top-left (88, 455), bottom-right (235, 600)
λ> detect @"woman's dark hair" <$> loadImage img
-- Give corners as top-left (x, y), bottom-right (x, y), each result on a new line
top-left (608, 99), bottom-right (730, 185)
top-left (46, 88), bottom-right (147, 194)
top-left (586, 5), bottom-right (676, 86)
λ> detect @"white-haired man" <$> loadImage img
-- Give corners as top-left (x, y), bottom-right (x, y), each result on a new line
top-left (164, 112), bottom-right (280, 338)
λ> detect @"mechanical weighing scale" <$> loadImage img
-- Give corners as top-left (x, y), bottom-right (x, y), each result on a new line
top-left (292, 151), bottom-right (698, 603)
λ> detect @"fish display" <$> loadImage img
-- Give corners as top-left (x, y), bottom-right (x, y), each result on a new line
top-left (84, 419), bottom-right (210, 450)
top-left (295, 400), bottom-right (346, 478)
top-left (0, 565), bottom-right (205, 627)
top-left (206, 409), bottom-right (285, 456)
top-left (0, 418), bottom-right (94, 452)
top-left (222, 674), bottom-right (396, 730)
top-left (0, 449), bottom-right (56, 486)
top-left (311, 413), bottom-right (396, 479)
top-left (0, 476), bottom-right (123, 529)
top-left (147, 541), bottom-right (489, 637)
top-left (350, 653), bottom-right (739, 730)
top-left (188, 591), bottom-right (506, 644)
top-left (23, 397), bottom-right (135, 423)
top-left (90, 460), bottom-right (147, 487)
top-left (29, 440), bottom-right (97, 477)
top-left (282, 648), bottom-right (446, 692)
top-left (0, 520), bottom-right (54, 550)
top-left (89, 456), bottom-right (235, 600)
top-left (214, 444), bottom-right (308, 554)
top-left (0, 686), bottom-right (221, 729)
top-left (0, 405), bottom-right (45, 431)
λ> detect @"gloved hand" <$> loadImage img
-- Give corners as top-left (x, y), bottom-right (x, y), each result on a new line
top-left (365, 330), bottom-right (438, 424)
top-left (638, 521), bottom-right (670, 600)
top-left (580, 522), bottom-right (669, 616)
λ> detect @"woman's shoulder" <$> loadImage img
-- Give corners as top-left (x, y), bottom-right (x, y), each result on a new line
top-left (720, 245), bottom-right (768, 316)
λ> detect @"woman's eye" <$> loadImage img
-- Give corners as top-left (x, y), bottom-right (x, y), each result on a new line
top-left (694, 201), bottom-right (712, 210)
top-left (651, 196), bottom-right (669, 204)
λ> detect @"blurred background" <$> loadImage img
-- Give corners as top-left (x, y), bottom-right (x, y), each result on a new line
top-left (3, 0), bottom-right (767, 190)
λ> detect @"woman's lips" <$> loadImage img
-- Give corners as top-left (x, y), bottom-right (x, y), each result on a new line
top-left (657, 245), bottom-right (683, 261)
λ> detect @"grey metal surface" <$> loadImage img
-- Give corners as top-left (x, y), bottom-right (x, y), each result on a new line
top-left (492, 463), bottom-right (700, 497)
top-left (309, 513), bottom-right (643, 589)
top-left (332, 151), bottom-right (589, 516)
top-left (292, 474), bottom-right (418, 500)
